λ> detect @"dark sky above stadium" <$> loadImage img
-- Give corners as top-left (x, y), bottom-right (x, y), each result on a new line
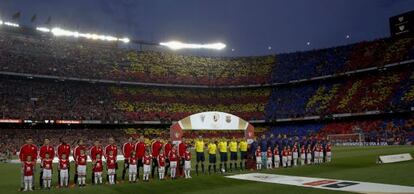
top-left (1, 0), bottom-right (413, 56)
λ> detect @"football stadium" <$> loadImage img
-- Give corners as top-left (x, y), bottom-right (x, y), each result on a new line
top-left (0, 1), bottom-right (414, 194)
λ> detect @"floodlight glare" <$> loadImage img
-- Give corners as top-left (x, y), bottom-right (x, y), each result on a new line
top-left (160, 41), bottom-right (226, 50)
top-left (49, 27), bottom-right (129, 43)
top-left (0, 20), bottom-right (3, 25)
top-left (36, 27), bottom-right (50, 32)
top-left (4, 21), bottom-right (19, 27)
top-left (118, 38), bottom-right (130, 43)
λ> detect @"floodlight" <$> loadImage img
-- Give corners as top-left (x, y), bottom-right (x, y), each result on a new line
top-left (160, 41), bottom-right (226, 50)
top-left (36, 27), bottom-right (50, 32)
top-left (4, 22), bottom-right (19, 27)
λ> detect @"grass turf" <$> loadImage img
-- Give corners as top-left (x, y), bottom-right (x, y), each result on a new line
top-left (0, 145), bottom-right (413, 194)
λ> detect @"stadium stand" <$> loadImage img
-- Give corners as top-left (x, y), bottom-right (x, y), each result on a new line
top-left (0, 76), bottom-right (269, 121)
top-left (0, 26), bottom-right (413, 157)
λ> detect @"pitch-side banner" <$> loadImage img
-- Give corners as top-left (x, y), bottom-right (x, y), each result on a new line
top-left (178, 111), bottom-right (248, 130)
top-left (379, 153), bottom-right (413, 164)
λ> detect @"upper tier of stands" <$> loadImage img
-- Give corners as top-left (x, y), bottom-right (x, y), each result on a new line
top-left (0, 28), bottom-right (413, 86)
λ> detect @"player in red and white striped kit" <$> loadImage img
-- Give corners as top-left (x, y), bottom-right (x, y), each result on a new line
top-left (143, 150), bottom-right (152, 181)
top-left (76, 149), bottom-right (87, 187)
top-left (287, 146), bottom-right (292, 167)
top-left (93, 154), bottom-right (103, 185)
top-left (106, 150), bottom-right (117, 185)
top-left (300, 145), bottom-right (306, 166)
top-left (23, 156), bottom-right (35, 191)
top-left (122, 137), bottom-right (135, 181)
top-left (326, 143), bottom-right (332, 163)
top-left (128, 152), bottom-right (138, 183)
top-left (41, 153), bottom-right (53, 189)
top-left (314, 143), bottom-right (322, 164)
top-left (58, 153), bottom-right (69, 187)
top-left (306, 145), bottom-right (312, 165)
top-left (255, 146), bottom-right (262, 170)
top-left (157, 149), bottom-right (166, 180)
top-left (183, 147), bottom-right (192, 179)
top-left (282, 146), bottom-right (288, 168)
top-left (292, 143), bottom-right (299, 167)
top-left (266, 147), bottom-right (273, 169)
top-left (169, 146), bottom-right (179, 179)
top-left (19, 137), bottom-right (38, 191)
top-left (273, 145), bottom-right (280, 168)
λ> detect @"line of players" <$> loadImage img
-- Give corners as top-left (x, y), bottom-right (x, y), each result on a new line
top-left (19, 136), bottom-right (194, 191)
top-left (254, 142), bottom-right (332, 170)
top-left (18, 135), bottom-right (331, 191)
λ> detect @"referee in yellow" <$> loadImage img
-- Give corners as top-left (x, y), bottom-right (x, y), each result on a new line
top-left (239, 138), bottom-right (248, 170)
top-left (218, 138), bottom-right (228, 173)
top-left (195, 136), bottom-right (205, 175)
top-left (229, 137), bottom-right (238, 172)
top-left (207, 139), bottom-right (217, 174)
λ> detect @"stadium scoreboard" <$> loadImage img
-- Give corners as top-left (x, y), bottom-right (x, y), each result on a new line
top-left (389, 10), bottom-right (414, 37)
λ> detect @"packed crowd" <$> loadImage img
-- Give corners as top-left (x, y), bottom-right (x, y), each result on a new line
top-left (3, 66), bottom-right (414, 124)
top-left (0, 76), bottom-right (269, 121)
top-left (269, 117), bottom-right (414, 145)
top-left (266, 66), bottom-right (414, 119)
top-left (0, 29), bottom-right (413, 86)
top-left (0, 30), bottom-right (274, 86)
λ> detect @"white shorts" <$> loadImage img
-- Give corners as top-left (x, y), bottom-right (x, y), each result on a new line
top-left (282, 156), bottom-right (287, 162)
top-left (326, 152), bottom-right (331, 157)
top-left (60, 169), bottom-right (68, 178)
top-left (314, 152), bottom-right (319, 158)
top-left (143, 164), bottom-right (151, 173)
top-left (77, 165), bottom-right (86, 176)
top-left (158, 166), bottom-right (165, 173)
top-left (24, 176), bottom-right (33, 182)
top-left (274, 156), bottom-right (280, 162)
top-left (307, 154), bottom-right (312, 160)
top-left (94, 172), bottom-right (102, 177)
top-left (43, 169), bottom-right (52, 179)
top-left (256, 157), bottom-right (262, 164)
top-left (293, 153), bottom-right (298, 159)
top-left (320, 152), bottom-right (325, 158)
top-left (108, 168), bottom-right (116, 175)
top-left (129, 165), bottom-right (137, 174)
top-left (267, 158), bottom-right (272, 163)
top-left (184, 161), bottom-right (191, 170)
top-left (301, 154), bottom-right (306, 159)
top-left (170, 161), bottom-right (177, 168)
top-left (287, 156), bottom-right (292, 161)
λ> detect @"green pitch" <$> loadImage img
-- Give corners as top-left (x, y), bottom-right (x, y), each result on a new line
top-left (1, 146), bottom-right (413, 194)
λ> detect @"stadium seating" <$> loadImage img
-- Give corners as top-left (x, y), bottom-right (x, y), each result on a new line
top-left (0, 76), bottom-right (269, 121)
top-left (0, 29), bottom-right (413, 86)
top-left (0, 27), bottom-right (414, 154)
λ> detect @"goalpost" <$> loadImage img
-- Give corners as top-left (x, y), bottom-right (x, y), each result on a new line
top-left (327, 133), bottom-right (364, 146)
